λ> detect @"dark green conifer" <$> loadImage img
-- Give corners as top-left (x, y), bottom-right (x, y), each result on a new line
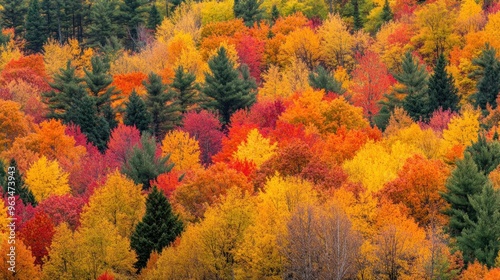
top-left (0, 159), bottom-right (37, 206)
top-left (119, 0), bottom-right (147, 51)
top-left (170, 66), bottom-right (198, 114)
top-left (147, 4), bottom-right (161, 30)
top-left (308, 65), bottom-right (345, 94)
top-left (353, 0), bottom-right (363, 31)
top-left (470, 44), bottom-right (500, 112)
top-left (1, 0), bottom-right (27, 38)
top-left (83, 56), bottom-right (120, 114)
top-left (25, 0), bottom-right (46, 53)
top-left (465, 134), bottom-right (500, 175)
top-left (427, 54), bottom-right (460, 115)
top-left (380, 0), bottom-right (392, 23)
top-left (234, 0), bottom-right (264, 27)
top-left (130, 186), bottom-right (183, 272)
top-left (87, 0), bottom-right (120, 49)
top-left (124, 90), bottom-right (152, 133)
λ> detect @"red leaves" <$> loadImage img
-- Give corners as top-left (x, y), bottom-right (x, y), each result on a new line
top-left (236, 35), bottom-right (265, 83)
top-left (37, 194), bottom-right (85, 231)
top-left (105, 124), bottom-right (141, 169)
top-left (19, 211), bottom-right (55, 266)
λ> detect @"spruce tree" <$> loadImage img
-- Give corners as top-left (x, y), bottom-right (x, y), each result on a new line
top-left (25, 0), bottom-right (46, 53)
top-left (308, 65), bottom-right (345, 94)
top-left (380, 0), bottom-right (392, 23)
top-left (457, 185), bottom-right (500, 267)
top-left (353, 0), bottom-right (363, 31)
top-left (0, 159), bottom-right (37, 206)
top-left (144, 73), bottom-right (181, 139)
top-left (87, 0), bottom-right (120, 49)
top-left (465, 134), bottom-right (500, 175)
top-left (441, 154), bottom-right (489, 239)
top-left (119, 0), bottom-right (147, 51)
top-left (397, 52), bottom-right (430, 121)
top-left (121, 133), bottom-right (173, 190)
top-left (170, 66), bottom-right (198, 114)
top-left (146, 4), bottom-right (161, 30)
top-left (124, 90), bottom-right (151, 133)
top-left (271, 4), bottom-right (279, 25)
top-left (234, 0), bottom-right (264, 27)
top-left (427, 54), bottom-right (460, 115)
top-left (1, 0), bottom-right (27, 38)
top-left (203, 47), bottom-right (257, 125)
top-left (471, 44), bottom-right (500, 112)
top-left (130, 186), bottom-right (183, 272)
top-left (83, 56), bottom-right (120, 114)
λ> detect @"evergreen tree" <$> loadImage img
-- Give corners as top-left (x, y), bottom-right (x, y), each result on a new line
top-left (130, 186), bottom-right (183, 272)
top-left (25, 0), bottom-right (46, 53)
top-left (170, 66), bottom-right (198, 114)
top-left (102, 103), bottom-right (118, 131)
top-left (234, 0), bottom-right (264, 27)
top-left (144, 73), bottom-right (181, 139)
top-left (308, 65), bottom-right (345, 94)
top-left (457, 185), bottom-right (500, 267)
top-left (353, 0), bottom-right (363, 31)
top-left (427, 54), bottom-right (460, 115)
top-left (83, 56), bottom-right (120, 115)
top-left (119, 0), bottom-right (147, 51)
top-left (0, 159), bottom-right (37, 206)
top-left (441, 154), bottom-right (489, 239)
top-left (1, 0), bottom-right (27, 38)
top-left (124, 90), bottom-right (151, 133)
top-left (466, 134), bottom-right (500, 175)
top-left (203, 47), bottom-right (257, 125)
top-left (271, 4), bottom-right (279, 25)
top-left (146, 4), bottom-right (161, 30)
top-left (395, 52), bottom-right (429, 97)
top-left (87, 0), bottom-right (120, 49)
top-left (0, 22), bottom-right (10, 47)
top-left (121, 133), bottom-right (173, 190)
top-left (380, 0), bottom-right (392, 23)
top-left (470, 44), bottom-right (500, 112)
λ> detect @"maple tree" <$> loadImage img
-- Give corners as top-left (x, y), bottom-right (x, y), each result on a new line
top-left (161, 130), bottom-right (202, 172)
top-left (19, 211), bottom-right (55, 266)
top-left (25, 156), bottom-right (70, 202)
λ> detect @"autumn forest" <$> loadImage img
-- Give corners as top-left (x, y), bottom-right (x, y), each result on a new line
top-left (1, 0), bottom-right (500, 279)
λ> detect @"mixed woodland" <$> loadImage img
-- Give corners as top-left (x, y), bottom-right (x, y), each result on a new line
top-left (1, 0), bottom-right (500, 279)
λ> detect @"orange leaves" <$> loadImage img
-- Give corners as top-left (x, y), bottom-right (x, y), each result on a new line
top-left (111, 72), bottom-right (147, 96)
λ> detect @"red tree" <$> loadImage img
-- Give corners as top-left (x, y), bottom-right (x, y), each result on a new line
top-left (236, 35), bottom-right (265, 83)
top-left (19, 211), bottom-right (55, 266)
top-left (105, 124), bottom-right (141, 169)
top-left (37, 194), bottom-right (85, 230)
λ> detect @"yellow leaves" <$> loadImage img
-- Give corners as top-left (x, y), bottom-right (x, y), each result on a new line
top-left (385, 124), bottom-right (441, 159)
top-left (318, 14), bottom-right (355, 70)
top-left (259, 65), bottom-right (293, 100)
top-left (156, 18), bottom-right (175, 44)
top-left (25, 156), bottom-right (70, 202)
top-left (200, 0), bottom-right (234, 25)
top-left (167, 32), bottom-right (196, 65)
top-left (161, 130), bottom-right (202, 172)
top-left (43, 38), bottom-right (93, 77)
top-left (0, 100), bottom-right (29, 153)
top-left (278, 27), bottom-right (321, 69)
top-left (110, 42), bottom-right (169, 76)
top-left (0, 239), bottom-right (41, 280)
top-left (234, 129), bottom-right (277, 168)
top-left (80, 171), bottom-right (145, 239)
top-left (0, 39), bottom-right (21, 71)
top-left (456, 0), bottom-right (483, 36)
top-left (440, 106), bottom-right (480, 156)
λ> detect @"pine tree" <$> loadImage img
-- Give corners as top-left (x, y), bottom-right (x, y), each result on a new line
top-left (427, 54), bottom-right (460, 115)
top-left (25, 0), bottom-right (46, 53)
top-left (1, 0), bottom-right (27, 38)
top-left (457, 185), bottom-right (500, 267)
top-left (130, 186), bottom-right (183, 272)
top-left (121, 133), bottom-right (173, 190)
top-left (144, 73), bottom-right (181, 139)
top-left (441, 154), bottom-right (489, 239)
top-left (471, 44), bottom-right (500, 112)
top-left (397, 52), bottom-right (430, 121)
top-left (203, 47), bottom-right (257, 125)
top-left (119, 0), bottom-right (147, 51)
top-left (87, 0), bottom-right (120, 49)
top-left (124, 90), bottom-right (151, 133)
top-left (170, 66), bottom-right (198, 114)
top-left (146, 4), bottom-right (161, 30)
top-left (380, 0), bottom-right (392, 23)
top-left (271, 4), bottom-right (279, 25)
top-left (466, 134), bottom-right (500, 176)
top-left (353, 0), bottom-right (363, 31)
top-left (102, 103), bottom-right (118, 131)
top-left (234, 0), bottom-right (264, 27)
top-left (0, 159), bottom-right (37, 206)
top-left (83, 56), bottom-right (120, 115)
top-left (308, 65), bottom-right (345, 94)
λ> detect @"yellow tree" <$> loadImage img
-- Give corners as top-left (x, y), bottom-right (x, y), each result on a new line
top-left (259, 65), bottom-right (293, 101)
top-left (318, 14), bottom-right (355, 70)
top-left (42, 223), bottom-right (81, 279)
top-left (199, 0), bottom-right (234, 25)
top-left (455, 0), bottom-right (483, 37)
top-left (161, 130), bottom-right (202, 172)
top-left (0, 239), bottom-right (40, 280)
top-left (25, 156), bottom-right (70, 202)
top-left (278, 28), bottom-right (321, 69)
top-left (79, 171), bottom-right (145, 239)
top-left (440, 106), bottom-right (480, 157)
top-left (234, 128), bottom-right (277, 168)
top-left (0, 100), bottom-right (30, 153)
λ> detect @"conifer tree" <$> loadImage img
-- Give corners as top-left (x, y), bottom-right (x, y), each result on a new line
top-left (203, 47), bottom-right (257, 125)
top-left (457, 185), bottom-right (500, 267)
top-left (147, 4), bottom-right (161, 30)
top-left (353, 0), bottom-right (363, 30)
top-left (1, 0), bottom-right (27, 38)
top-left (234, 0), bottom-right (264, 27)
top-left (121, 133), bottom-right (173, 190)
top-left (0, 159), bottom-right (37, 206)
top-left (87, 0), bottom-right (120, 49)
top-left (130, 186), bottom-right (183, 272)
top-left (466, 134), bottom-right (500, 175)
top-left (170, 66), bottom-right (199, 114)
top-left (25, 0), bottom-right (46, 53)
top-left (124, 90), bottom-right (151, 134)
top-left (119, 0), bottom-right (147, 51)
top-left (380, 0), bottom-right (392, 23)
top-left (271, 4), bottom-right (279, 25)
top-left (441, 154), bottom-right (489, 239)
top-left (427, 54), bottom-right (460, 115)
top-left (144, 73), bottom-right (181, 139)
top-left (83, 56), bottom-right (120, 115)
top-left (471, 44), bottom-right (500, 112)
top-left (308, 66), bottom-right (345, 94)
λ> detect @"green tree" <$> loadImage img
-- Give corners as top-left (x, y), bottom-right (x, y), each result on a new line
top-left (0, 159), bottom-right (37, 206)
top-left (397, 52), bottom-right (430, 121)
top-left (25, 0), bottom-right (46, 53)
top-left (457, 184), bottom-right (500, 267)
top-left (130, 186), bottom-right (183, 272)
top-left (308, 65), bottom-right (345, 95)
top-left (380, 0), bottom-right (392, 23)
top-left (147, 4), bottom-right (161, 30)
top-left (427, 54), bottom-right (460, 115)
top-left (119, 0), bottom-right (147, 50)
top-left (465, 134), bottom-right (500, 175)
top-left (234, 0), bottom-right (264, 27)
top-left (121, 133), bottom-right (173, 190)
top-left (353, 0), bottom-right (363, 31)
top-left (87, 0), bottom-right (120, 49)
top-left (124, 90), bottom-right (152, 134)
top-left (470, 44), bottom-right (500, 112)
top-left (203, 47), bottom-right (257, 125)
top-left (441, 154), bottom-right (489, 239)
top-left (170, 66), bottom-right (199, 114)
top-left (144, 72), bottom-right (181, 139)
top-left (271, 4), bottom-right (279, 25)
top-left (83, 56), bottom-right (120, 115)
top-left (1, 0), bottom-right (27, 38)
